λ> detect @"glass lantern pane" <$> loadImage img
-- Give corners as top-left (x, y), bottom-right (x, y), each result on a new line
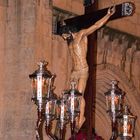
top-left (106, 96), bottom-right (111, 111)
top-left (117, 116), bottom-right (134, 137)
top-left (118, 119), bottom-right (124, 136)
top-left (67, 96), bottom-right (80, 116)
top-left (46, 100), bottom-right (56, 120)
top-left (42, 78), bottom-right (48, 97)
top-left (56, 101), bottom-right (69, 122)
top-left (51, 100), bottom-right (57, 116)
top-left (74, 97), bottom-right (80, 112)
top-left (32, 78), bottom-right (37, 97)
top-left (106, 95), bottom-right (121, 112)
top-left (114, 95), bottom-right (120, 111)
top-left (127, 118), bottom-right (134, 137)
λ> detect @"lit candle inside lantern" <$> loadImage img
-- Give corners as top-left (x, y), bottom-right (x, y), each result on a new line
top-left (71, 93), bottom-right (74, 113)
top-left (46, 101), bottom-right (50, 115)
top-left (71, 92), bottom-right (75, 122)
top-left (123, 115), bottom-right (128, 136)
top-left (111, 90), bottom-right (115, 113)
top-left (60, 99), bottom-right (65, 130)
top-left (37, 75), bottom-right (42, 103)
top-left (60, 101), bottom-right (65, 121)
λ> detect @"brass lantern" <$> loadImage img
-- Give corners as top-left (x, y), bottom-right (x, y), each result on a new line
top-left (29, 61), bottom-right (53, 111)
top-left (117, 105), bottom-right (136, 140)
top-left (104, 80), bottom-right (124, 117)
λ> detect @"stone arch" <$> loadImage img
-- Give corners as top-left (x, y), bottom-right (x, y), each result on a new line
top-left (93, 64), bottom-right (140, 139)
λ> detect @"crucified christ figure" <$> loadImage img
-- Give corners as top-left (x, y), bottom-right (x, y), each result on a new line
top-left (60, 6), bottom-right (115, 130)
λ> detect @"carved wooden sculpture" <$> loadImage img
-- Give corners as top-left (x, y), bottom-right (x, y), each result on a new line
top-left (61, 7), bottom-right (116, 130)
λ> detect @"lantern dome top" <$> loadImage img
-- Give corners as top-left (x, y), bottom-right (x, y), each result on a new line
top-left (64, 81), bottom-right (82, 96)
top-left (29, 60), bottom-right (53, 79)
top-left (104, 80), bottom-right (124, 96)
top-left (118, 105), bottom-right (137, 119)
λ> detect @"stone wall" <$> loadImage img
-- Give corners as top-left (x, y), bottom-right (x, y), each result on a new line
top-left (53, 0), bottom-right (84, 15)
top-left (0, 0), bottom-right (140, 140)
top-left (0, 0), bottom-right (81, 139)
top-left (94, 26), bottom-right (140, 139)
top-left (0, 0), bottom-right (53, 139)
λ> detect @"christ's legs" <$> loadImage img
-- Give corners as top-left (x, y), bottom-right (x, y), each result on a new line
top-left (70, 68), bottom-right (88, 130)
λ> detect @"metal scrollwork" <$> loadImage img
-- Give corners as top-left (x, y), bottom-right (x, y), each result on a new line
top-left (122, 2), bottom-right (135, 16)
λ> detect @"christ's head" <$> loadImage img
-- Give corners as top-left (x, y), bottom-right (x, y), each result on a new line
top-left (59, 25), bottom-right (78, 45)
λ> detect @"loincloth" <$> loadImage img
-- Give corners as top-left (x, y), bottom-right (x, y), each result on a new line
top-left (70, 67), bottom-right (89, 80)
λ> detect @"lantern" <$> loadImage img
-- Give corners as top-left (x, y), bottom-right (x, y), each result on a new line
top-left (56, 95), bottom-right (69, 130)
top-left (45, 93), bottom-right (57, 129)
top-left (56, 95), bottom-right (70, 140)
top-left (29, 61), bottom-right (53, 111)
top-left (104, 80), bottom-right (124, 140)
top-left (104, 80), bottom-right (124, 117)
top-left (117, 105), bottom-right (136, 140)
top-left (64, 81), bottom-right (82, 134)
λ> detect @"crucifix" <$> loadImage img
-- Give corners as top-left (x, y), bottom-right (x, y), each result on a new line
top-left (57, 2), bottom-right (135, 33)
top-left (56, 1), bottom-right (135, 140)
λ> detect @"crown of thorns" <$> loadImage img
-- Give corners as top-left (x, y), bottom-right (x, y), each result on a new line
top-left (59, 25), bottom-right (78, 35)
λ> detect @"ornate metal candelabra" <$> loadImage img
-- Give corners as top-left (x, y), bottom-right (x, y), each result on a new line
top-left (29, 61), bottom-right (82, 140)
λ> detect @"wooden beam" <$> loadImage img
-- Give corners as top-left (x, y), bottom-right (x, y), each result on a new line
top-left (57, 2), bottom-right (135, 34)
top-left (83, 2), bottom-right (98, 140)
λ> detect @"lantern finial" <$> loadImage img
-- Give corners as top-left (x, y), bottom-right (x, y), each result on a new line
top-left (71, 80), bottom-right (77, 90)
top-left (111, 80), bottom-right (118, 89)
top-left (37, 60), bottom-right (48, 72)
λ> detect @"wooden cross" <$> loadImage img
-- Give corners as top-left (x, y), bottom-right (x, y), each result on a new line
top-left (57, 2), bottom-right (135, 34)
top-left (85, 2), bottom-right (135, 139)
top-left (56, 2), bottom-right (135, 139)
